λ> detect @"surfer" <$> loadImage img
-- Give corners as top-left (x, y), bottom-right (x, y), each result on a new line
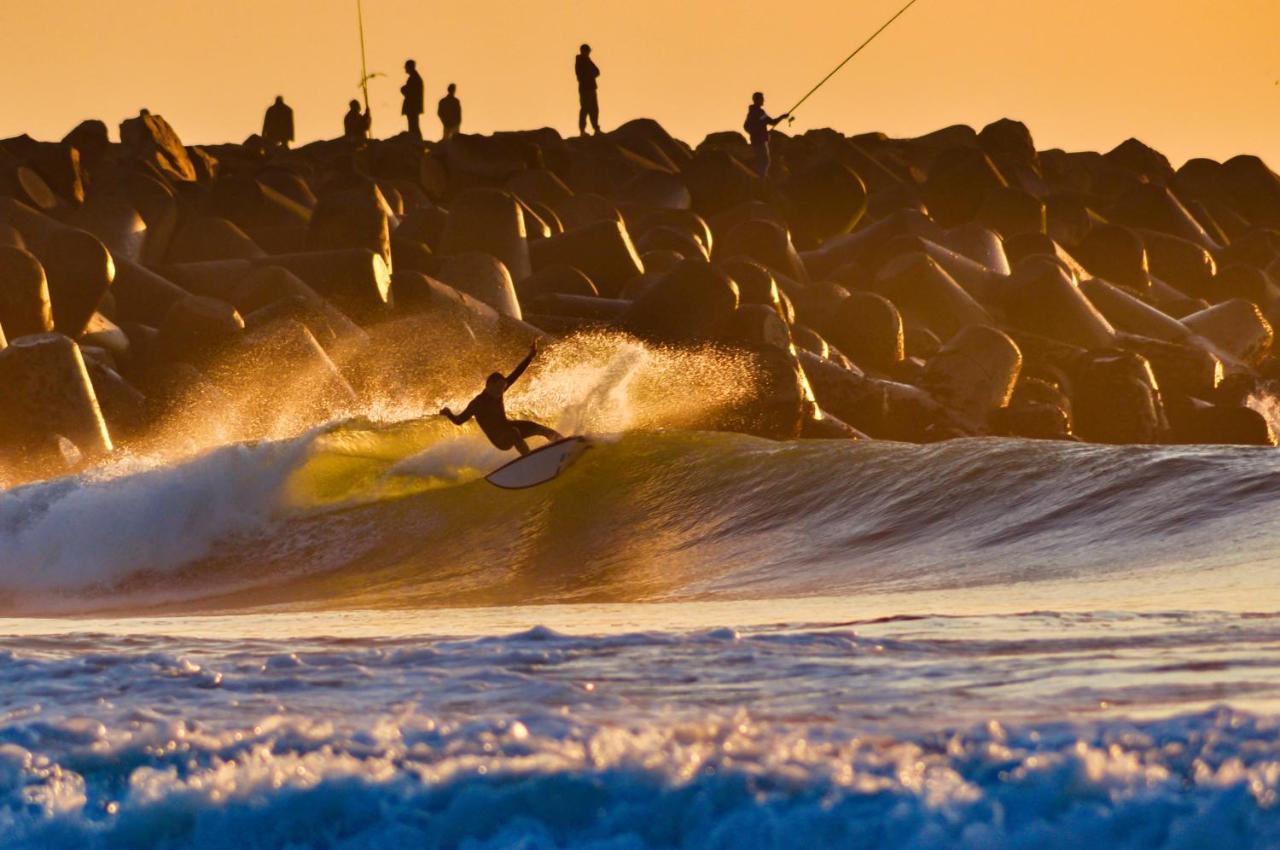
top-left (440, 341), bottom-right (564, 456)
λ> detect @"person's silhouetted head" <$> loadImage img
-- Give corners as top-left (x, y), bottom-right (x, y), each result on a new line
top-left (752, 92), bottom-right (765, 107)
top-left (580, 44), bottom-right (591, 55)
top-left (275, 96), bottom-right (285, 105)
top-left (448, 83), bottom-right (457, 95)
top-left (349, 99), bottom-right (361, 111)
top-left (485, 373), bottom-right (507, 395)
top-left (405, 59), bottom-right (416, 72)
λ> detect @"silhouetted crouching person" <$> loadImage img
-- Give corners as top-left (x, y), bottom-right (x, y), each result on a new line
top-left (744, 92), bottom-right (789, 179)
top-left (263, 96), bottom-right (295, 150)
top-left (401, 59), bottom-right (425, 139)
top-left (344, 100), bottom-right (371, 144)
top-left (576, 44), bottom-right (601, 136)
top-left (440, 342), bottom-right (564, 456)
top-left (438, 83), bottom-right (462, 139)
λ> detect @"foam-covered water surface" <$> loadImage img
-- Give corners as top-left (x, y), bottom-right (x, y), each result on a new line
top-left (1, 613), bottom-right (1278, 848)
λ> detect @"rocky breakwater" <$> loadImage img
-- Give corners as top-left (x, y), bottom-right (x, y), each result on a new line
top-left (2, 112), bottom-right (1279, 482)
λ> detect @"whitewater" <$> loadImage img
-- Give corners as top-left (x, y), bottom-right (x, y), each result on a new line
top-left (1, 336), bottom-right (1279, 848)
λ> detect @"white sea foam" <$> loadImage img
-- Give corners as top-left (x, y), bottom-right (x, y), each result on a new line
top-left (0, 621), bottom-right (1277, 848)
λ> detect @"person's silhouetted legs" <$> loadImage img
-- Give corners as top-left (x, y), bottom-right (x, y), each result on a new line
top-left (515, 420), bottom-right (561, 442)
top-left (754, 146), bottom-right (770, 179)
top-left (510, 421), bottom-right (563, 456)
top-left (578, 92), bottom-right (600, 136)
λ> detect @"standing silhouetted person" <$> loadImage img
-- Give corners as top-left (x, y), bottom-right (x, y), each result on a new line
top-left (438, 83), bottom-right (462, 140)
top-left (575, 44), bottom-right (601, 136)
top-left (401, 59), bottom-right (424, 139)
top-left (262, 96), bottom-right (294, 150)
top-left (344, 99), bottom-right (371, 144)
top-left (744, 92), bottom-right (789, 179)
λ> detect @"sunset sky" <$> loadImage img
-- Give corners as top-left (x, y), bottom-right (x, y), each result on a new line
top-left (1, 0), bottom-right (1276, 167)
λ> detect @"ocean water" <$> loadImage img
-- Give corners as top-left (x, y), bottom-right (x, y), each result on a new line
top-left (3, 353), bottom-right (1280, 846)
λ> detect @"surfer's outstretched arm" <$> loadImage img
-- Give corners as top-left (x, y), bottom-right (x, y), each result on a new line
top-left (505, 341), bottom-right (539, 386)
top-left (440, 399), bottom-right (476, 425)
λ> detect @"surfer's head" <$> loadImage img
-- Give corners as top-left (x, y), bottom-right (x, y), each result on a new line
top-left (485, 373), bottom-right (507, 395)
top-left (753, 92), bottom-right (764, 107)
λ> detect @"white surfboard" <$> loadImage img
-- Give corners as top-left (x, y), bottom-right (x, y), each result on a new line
top-left (485, 437), bottom-right (592, 490)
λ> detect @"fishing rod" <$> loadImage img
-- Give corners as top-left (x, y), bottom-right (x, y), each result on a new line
top-left (358, 0), bottom-right (370, 112)
top-left (356, 0), bottom-right (381, 137)
top-left (785, 0), bottom-right (925, 124)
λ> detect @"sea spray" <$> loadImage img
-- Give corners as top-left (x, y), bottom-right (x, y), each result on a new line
top-left (283, 332), bottom-right (760, 507)
top-left (512, 331), bottom-right (759, 436)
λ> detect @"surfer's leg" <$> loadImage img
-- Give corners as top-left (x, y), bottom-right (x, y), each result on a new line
top-left (482, 423), bottom-right (518, 454)
top-left (513, 420), bottom-right (563, 444)
top-left (513, 435), bottom-right (532, 456)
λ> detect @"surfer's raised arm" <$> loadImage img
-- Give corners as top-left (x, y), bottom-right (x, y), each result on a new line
top-left (505, 341), bottom-right (539, 387)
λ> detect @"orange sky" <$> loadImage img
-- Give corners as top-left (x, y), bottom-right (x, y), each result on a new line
top-left (1, 0), bottom-right (1276, 167)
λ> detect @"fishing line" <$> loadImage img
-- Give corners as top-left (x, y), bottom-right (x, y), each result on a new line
top-left (785, 0), bottom-right (925, 124)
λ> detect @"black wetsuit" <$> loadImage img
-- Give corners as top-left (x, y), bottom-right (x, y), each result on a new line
top-left (446, 351), bottom-right (561, 453)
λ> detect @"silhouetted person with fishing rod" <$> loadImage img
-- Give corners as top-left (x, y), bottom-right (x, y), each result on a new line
top-left (438, 83), bottom-right (462, 139)
top-left (262, 96), bottom-right (295, 150)
top-left (576, 44), bottom-right (601, 136)
top-left (344, 99), bottom-right (371, 144)
top-left (440, 340), bottom-right (564, 456)
top-left (744, 93), bottom-right (789, 179)
top-left (401, 59), bottom-right (425, 139)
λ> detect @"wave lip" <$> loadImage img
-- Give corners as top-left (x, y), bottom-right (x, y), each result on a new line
top-left (4, 426), bottom-right (1280, 615)
top-left (0, 437), bottom-right (313, 601)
